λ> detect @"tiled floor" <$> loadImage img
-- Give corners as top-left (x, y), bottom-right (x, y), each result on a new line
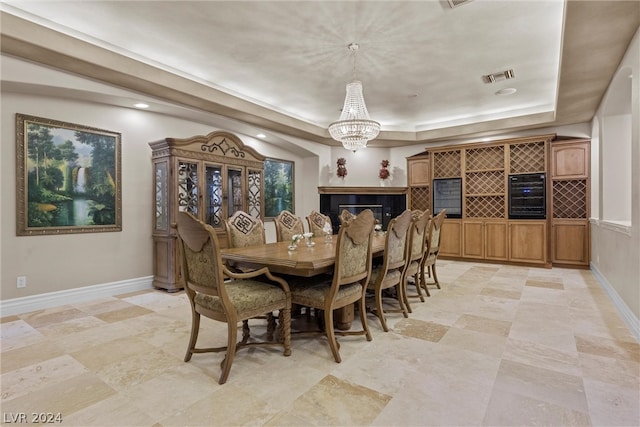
top-left (1, 260), bottom-right (638, 426)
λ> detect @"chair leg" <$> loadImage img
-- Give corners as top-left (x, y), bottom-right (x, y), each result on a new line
top-left (219, 321), bottom-right (238, 385)
top-left (402, 278), bottom-right (413, 314)
top-left (266, 312), bottom-right (276, 341)
top-left (324, 309), bottom-right (341, 363)
top-left (184, 311), bottom-right (200, 362)
top-left (413, 272), bottom-right (426, 302)
top-left (241, 319), bottom-right (250, 344)
top-left (432, 263), bottom-right (441, 289)
top-left (396, 283), bottom-right (409, 318)
top-left (358, 297), bottom-right (373, 341)
top-left (419, 267), bottom-right (431, 297)
top-left (375, 286), bottom-right (389, 332)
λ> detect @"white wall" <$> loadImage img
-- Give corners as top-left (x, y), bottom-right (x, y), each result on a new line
top-left (590, 28), bottom-right (640, 330)
top-left (602, 114), bottom-right (633, 223)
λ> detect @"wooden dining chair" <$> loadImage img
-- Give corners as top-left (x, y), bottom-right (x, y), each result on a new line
top-left (306, 210), bottom-right (332, 237)
top-left (401, 209), bottom-right (431, 313)
top-left (290, 209), bottom-right (375, 363)
top-left (420, 209), bottom-right (447, 294)
top-left (339, 209), bottom-right (356, 227)
top-left (366, 209), bottom-right (412, 332)
top-left (225, 210), bottom-right (266, 248)
top-left (174, 211), bottom-right (291, 384)
top-left (274, 210), bottom-right (305, 242)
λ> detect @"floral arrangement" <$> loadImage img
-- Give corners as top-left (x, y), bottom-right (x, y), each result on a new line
top-left (379, 159), bottom-right (390, 180)
top-left (336, 157), bottom-right (348, 179)
top-left (291, 233), bottom-right (303, 245)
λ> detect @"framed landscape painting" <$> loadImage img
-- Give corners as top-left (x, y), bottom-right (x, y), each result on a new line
top-left (264, 158), bottom-right (294, 218)
top-left (16, 114), bottom-right (122, 235)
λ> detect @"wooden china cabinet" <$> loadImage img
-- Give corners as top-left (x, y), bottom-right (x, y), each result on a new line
top-left (149, 131), bottom-right (265, 291)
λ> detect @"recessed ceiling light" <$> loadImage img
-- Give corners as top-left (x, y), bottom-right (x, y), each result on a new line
top-left (256, 133), bottom-right (266, 139)
top-left (134, 103), bottom-right (149, 109)
top-left (495, 88), bottom-right (517, 96)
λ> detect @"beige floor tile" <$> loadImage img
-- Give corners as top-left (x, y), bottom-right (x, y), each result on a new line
top-left (575, 333), bottom-right (640, 363)
top-left (502, 338), bottom-right (582, 377)
top-left (453, 313), bottom-right (512, 337)
top-left (61, 394), bottom-right (159, 426)
top-left (0, 372), bottom-right (116, 418)
top-left (1, 355), bottom-right (89, 402)
top-left (439, 326), bottom-right (508, 358)
top-left (582, 377), bottom-right (640, 426)
top-left (284, 374), bottom-right (391, 426)
top-left (493, 359), bottom-right (589, 413)
top-left (1, 260), bottom-right (637, 426)
top-left (94, 305), bottom-right (153, 323)
top-left (0, 339), bottom-right (65, 374)
top-left (483, 388), bottom-right (591, 426)
top-left (19, 306), bottom-right (89, 328)
top-left (394, 318), bottom-right (449, 342)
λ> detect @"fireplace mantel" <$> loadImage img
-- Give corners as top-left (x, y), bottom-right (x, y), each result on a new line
top-left (317, 186), bottom-right (408, 195)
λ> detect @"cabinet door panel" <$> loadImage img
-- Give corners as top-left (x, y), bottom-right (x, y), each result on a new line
top-left (509, 221), bottom-right (546, 264)
top-left (551, 142), bottom-right (589, 178)
top-left (485, 221), bottom-right (508, 260)
top-left (408, 158), bottom-right (430, 186)
top-left (463, 221), bottom-right (484, 258)
top-left (440, 220), bottom-right (462, 257)
top-left (553, 221), bottom-right (589, 265)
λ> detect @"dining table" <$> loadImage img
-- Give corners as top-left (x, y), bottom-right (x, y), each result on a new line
top-left (220, 233), bottom-right (386, 329)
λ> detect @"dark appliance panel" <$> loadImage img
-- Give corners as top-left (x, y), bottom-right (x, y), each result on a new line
top-left (432, 178), bottom-right (462, 218)
top-left (508, 173), bottom-right (546, 219)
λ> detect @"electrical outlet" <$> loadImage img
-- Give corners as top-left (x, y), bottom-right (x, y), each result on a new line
top-left (17, 276), bottom-right (26, 288)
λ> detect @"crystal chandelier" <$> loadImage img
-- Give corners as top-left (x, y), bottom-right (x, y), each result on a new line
top-left (328, 43), bottom-right (381, 151)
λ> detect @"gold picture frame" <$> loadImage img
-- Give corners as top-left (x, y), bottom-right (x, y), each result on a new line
top-left (16, 113), bottom-right (122, 235)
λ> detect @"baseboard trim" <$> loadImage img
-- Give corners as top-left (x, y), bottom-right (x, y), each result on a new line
top-left (0, 276), bottom-right (154, 317)
top-left (590, 264), bottom-right (640, 341)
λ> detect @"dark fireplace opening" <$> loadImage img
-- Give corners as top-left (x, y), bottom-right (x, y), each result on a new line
top-left (320, 193), bottom-right (407, 232)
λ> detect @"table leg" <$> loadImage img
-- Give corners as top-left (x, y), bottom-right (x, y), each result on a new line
top-left (335, 303), bottom-right (354, 330)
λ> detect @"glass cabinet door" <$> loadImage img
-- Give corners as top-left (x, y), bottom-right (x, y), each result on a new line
top-left (177, 160), bottom-right (199, 216)
top-left (154, 161), bottom-right (168, 231)
top-left (247, 168), bottom-right (262, 218)
top-left (227, 167), bottom-right (244, 216)
top-left (205, 164), bottom-right (223, 229)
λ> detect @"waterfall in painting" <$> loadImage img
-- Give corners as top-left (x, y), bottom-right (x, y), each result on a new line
top-left (75, 167), bottom-right (86, 193)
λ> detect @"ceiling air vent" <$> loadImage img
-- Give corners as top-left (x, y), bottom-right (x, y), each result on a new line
top-left (482, 69), bottom-right (515, 84)
top-left (447, 0), bottom-right (473, 8)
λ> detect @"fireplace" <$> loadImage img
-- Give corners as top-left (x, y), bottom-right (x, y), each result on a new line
top-left (318, 187), bottom-right (408, 232)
